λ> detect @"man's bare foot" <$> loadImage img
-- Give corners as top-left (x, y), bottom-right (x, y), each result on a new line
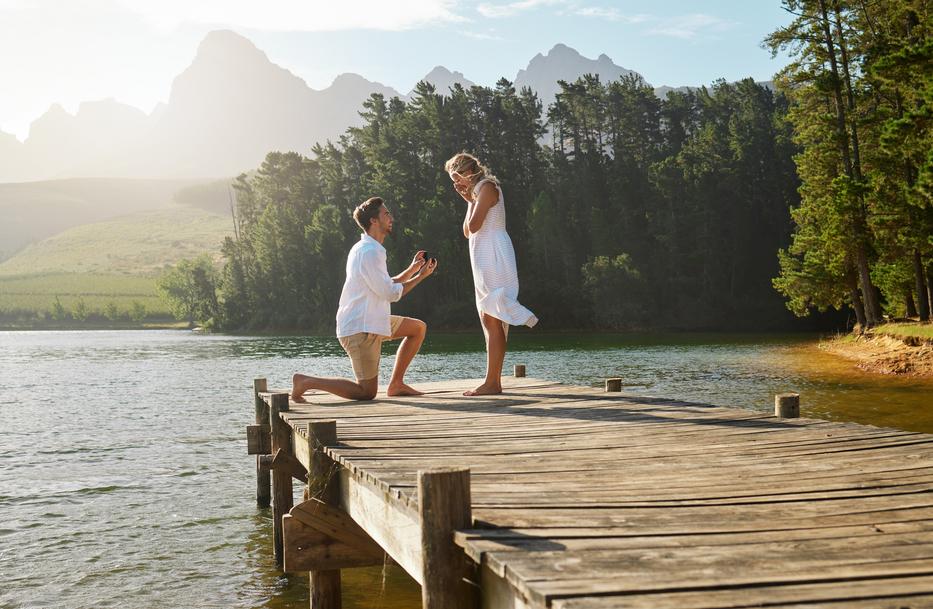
top-left (463, 382), bottom-right (502, 396)
top-left (292, 373), bottom-right (310, 403)
top-left (387, 382), bottom-right (424, 397)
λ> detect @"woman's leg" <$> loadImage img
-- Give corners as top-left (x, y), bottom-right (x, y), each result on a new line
top-left (464, 313), bottom-right (506, 396)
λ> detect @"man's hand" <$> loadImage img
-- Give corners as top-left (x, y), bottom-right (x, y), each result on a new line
top-left (418, 258), bottom-right (438, 278)
top-left (408, 250), bottom-right (427, 272)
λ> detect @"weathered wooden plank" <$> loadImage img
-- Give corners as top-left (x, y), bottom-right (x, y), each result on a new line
top-left (551, 573), bottom-right (933, 609)
top-left (418, 468), bottom-right (476, 609)
top-left (338, 468), bottom-right (423, 584)
top-left (282, 500), bottom-right (385, 572)
top-left (269, 392), bottom-right (292, 566)
top-left (247, 423), bottom-right (271, 454)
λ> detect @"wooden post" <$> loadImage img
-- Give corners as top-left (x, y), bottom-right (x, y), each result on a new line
top-left (269, 392), bottom-right (292, 566)
top-left (308, 420), bottom-right (341, 609)
top-left (605, 378), bottom-right (623, 392)
top-left (418, 468), bottom-right (475, 609)
top-left (514, 364), bottom-right (526, 378)
top-left (775, 393), bottom-right (800, 418)
top-left (254, 378), bottom-right (271, 508)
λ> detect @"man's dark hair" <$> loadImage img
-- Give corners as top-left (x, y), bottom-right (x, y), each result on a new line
top-left (353, 197), bottom-right (384, 232)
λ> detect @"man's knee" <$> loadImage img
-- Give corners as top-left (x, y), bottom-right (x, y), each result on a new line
top-left (414, 319), bottom-right (427, 337)
top-left (356, 378), bottom-right (378, 400)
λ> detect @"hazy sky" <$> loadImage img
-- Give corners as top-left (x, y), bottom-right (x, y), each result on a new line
top-left (0, 0), bottom-right (793, 141)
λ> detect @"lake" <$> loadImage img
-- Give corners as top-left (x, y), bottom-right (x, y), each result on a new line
top-left (2, 330), bottom-right (931, 608)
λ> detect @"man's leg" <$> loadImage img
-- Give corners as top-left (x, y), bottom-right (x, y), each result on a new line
top-left (386, 317), bottom-right (427, 397)
top-left (291, 374), bottom-right (378, 402)
top-left (292, 333), bottom-right (380, 402)
top-left (464, 313), bottom-right (506, 396)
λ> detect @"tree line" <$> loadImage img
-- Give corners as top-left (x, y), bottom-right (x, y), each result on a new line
top-left (160, 0), bottom-right (930, 332)
top-left (766, 0), bottom-right (932, 326)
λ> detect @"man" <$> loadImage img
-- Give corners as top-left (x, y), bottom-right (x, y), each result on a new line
top-left (292, 196), bottom-right (437, 402)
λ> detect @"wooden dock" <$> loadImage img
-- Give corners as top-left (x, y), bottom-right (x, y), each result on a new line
top-left (246, 375), bottom-right (933, 608)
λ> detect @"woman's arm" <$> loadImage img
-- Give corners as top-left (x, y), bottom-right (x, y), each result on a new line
top-left (466, 182), bottom-right (499, 234)
top-left (462, 202), bottom-right (475, 238)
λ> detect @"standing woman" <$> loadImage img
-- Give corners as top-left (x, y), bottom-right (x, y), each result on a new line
top-left (445, 152), bottom-right (538, 396)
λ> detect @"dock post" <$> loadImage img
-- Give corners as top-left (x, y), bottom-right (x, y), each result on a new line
top-left (775, 393), bottom-right (800, 418)
top-left (418, 468), bottom-right (475, 609)
top-left (269, 392), bottom-right (292, 566)
top-left (307, 420), bottom-right (341, 609)
top-left (254, 378), bottom-right (271, 508)
top-left (514, 364), bottom-right (526, 377)
top-left (605, 378), bottom-right (623, 392)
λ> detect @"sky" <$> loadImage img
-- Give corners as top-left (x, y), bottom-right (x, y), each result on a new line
top-left (0, 0), bottom-right (795, 141)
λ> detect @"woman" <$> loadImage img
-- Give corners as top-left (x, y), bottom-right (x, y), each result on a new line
top-left (445, 152), bottom-right (537, 396)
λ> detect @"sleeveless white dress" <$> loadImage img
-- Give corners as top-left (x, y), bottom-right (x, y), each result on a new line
top-left (469, 179), bottom-right (538, 336)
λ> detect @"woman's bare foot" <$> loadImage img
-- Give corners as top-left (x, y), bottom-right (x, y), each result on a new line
top-left (387, 382), bottom-right (424, 397)
top-left (463, 382), bottom-right (502, 396)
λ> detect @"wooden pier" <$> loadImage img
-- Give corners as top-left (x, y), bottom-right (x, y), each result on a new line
top-left (247, 374), bottom-right (933, 608)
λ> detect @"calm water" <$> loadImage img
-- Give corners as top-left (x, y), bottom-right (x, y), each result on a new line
top-left (1, 330), bottom-right (932, 609)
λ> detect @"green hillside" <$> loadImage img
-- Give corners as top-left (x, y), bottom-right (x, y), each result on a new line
top-left (0, 177), bottom-right (207, 260)
top-left (0, 206), bottom-right (233, 276)
top-left (0, 206), bottom-right (232, 324)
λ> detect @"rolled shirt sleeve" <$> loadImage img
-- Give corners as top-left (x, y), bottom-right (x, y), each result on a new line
top-left (359, 248), bottom-right (404, 303)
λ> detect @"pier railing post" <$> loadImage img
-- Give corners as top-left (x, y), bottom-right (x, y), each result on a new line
top-left (418, 467), bottom-right (475, 609)
top-left (254, 378), bottom-right (271, 508)
top-left (269, 392), bottom-right (292, 566)
top-left (775, 393), bottom-right (800, 418)
top-left (308, 420), bottom-right (341, 609)
top-left (605, 378), bottom-right (623, 392)
top-left (514, 364), bottom-right (526, 377)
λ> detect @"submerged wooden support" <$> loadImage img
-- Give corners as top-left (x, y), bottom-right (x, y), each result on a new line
top-left (253, 378), bottom-right (270, 508)
top-left (308, 420), bottom-right (341, 609)
top-left (418, 468), bottom-right (476, 609)
top-left (271, 448), bottom-right (308, 483)
top-left (283, 498), bottom-right (385, 572)
top-left (269, 392), bottom-right (292, 566)
top-left (775, 392), bottom-right (800, 418)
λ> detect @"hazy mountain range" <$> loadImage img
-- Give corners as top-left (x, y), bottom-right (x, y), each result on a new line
top-left (0, 30), bottom-right (745, 183)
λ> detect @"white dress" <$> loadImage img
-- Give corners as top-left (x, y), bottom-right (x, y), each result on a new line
top-left (469, 179), bottom-right (538, 335)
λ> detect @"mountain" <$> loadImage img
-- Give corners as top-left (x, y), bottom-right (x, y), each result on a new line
top-left (515, 43), bottom-right (641, 108)
top-left (0, 34), bottom-right (761, 183)
top-left (410, 66), bottom-right (475, 97)
top-left (0, 31), bottom-right (402, 182)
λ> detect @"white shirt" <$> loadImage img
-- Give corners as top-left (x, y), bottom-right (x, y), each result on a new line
top-left (335, 233), bottom-right (404, 338)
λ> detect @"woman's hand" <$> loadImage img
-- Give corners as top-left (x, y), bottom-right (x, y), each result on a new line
top-left (454, 182), bottom-right (472, 200)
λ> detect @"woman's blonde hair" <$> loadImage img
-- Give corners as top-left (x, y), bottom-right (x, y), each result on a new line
top-left (444, 152), bottom-right (498, 189)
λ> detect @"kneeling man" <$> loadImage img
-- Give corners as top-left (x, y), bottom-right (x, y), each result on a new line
top-left (292, 196), bottom-right (437, 402)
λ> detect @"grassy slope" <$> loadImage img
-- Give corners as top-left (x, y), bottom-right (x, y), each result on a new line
top-left (0, 206), bottom-right (232, 319)
top-left (0, 177), bottom-right (204, 260)
top-left (874, 322), bottom-right (933, 340)
top-left (0, 206), bottom-right (232, 276)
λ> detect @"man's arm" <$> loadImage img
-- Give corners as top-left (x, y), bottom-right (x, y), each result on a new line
top-left (392, 251), bottom-right (426, 282)
top-left (396, 259), bottom-right (438, 298)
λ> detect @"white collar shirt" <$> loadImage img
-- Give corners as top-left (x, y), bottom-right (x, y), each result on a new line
top-left (335, 233), bottom-right (404, 338)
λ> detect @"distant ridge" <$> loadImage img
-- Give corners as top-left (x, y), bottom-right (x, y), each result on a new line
top-left (0, 32), bottom-right (771, 183)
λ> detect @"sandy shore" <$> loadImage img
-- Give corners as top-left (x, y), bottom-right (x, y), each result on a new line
top-left (822, 331), bottom-right (933, 376)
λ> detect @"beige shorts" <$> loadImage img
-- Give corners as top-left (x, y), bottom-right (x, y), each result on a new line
top-left (338, 315), bottom-right (404, 381)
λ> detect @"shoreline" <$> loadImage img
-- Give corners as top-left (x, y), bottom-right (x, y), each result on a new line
top-left (821, 330), bottom-right (933, 377)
